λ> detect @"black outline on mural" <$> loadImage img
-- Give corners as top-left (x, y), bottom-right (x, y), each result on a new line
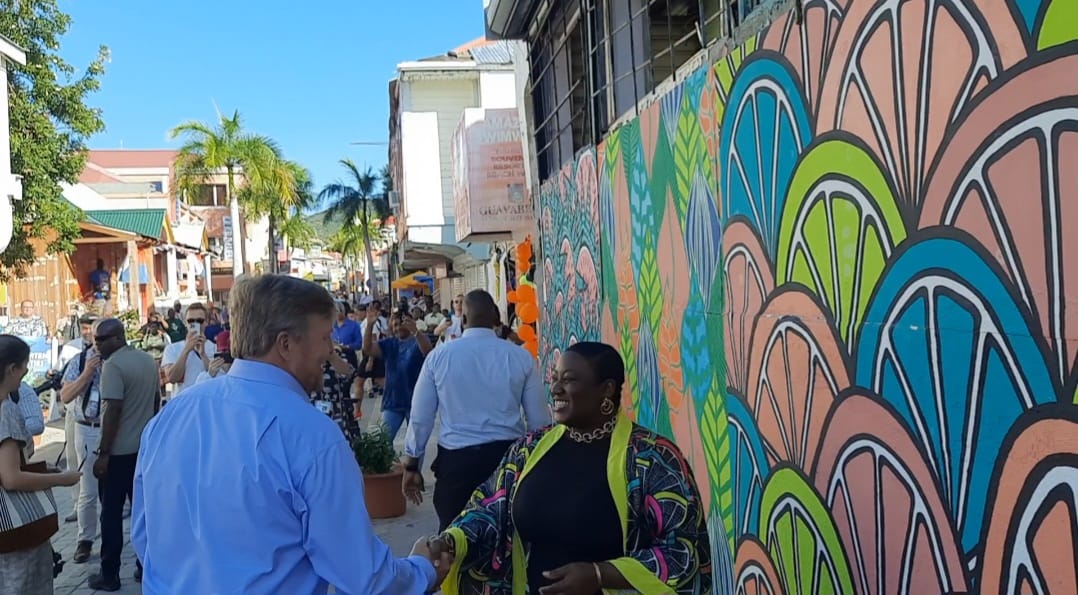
top-left (976, 402), bottom-right (1078, 592)
top-left (850, 225), bottom-right (1059, 400)
top-left (773, 129), bottom-right (907, 347)
top-left (818, 0), bottom-right (1010, 225)
top-left (921, 38), bottom-right (1078, 198)
top-left (723, 214), bottom-right (776, 394)
top-left (809, 386), bottom-right (972, 593)
top-left (719, 48), bottom-right (815, 246)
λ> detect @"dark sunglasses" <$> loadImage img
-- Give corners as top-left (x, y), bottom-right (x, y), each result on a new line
top-left (187, 318), bottom-right (205, 324)
top-left (94, 334), bottom-right (118, 342)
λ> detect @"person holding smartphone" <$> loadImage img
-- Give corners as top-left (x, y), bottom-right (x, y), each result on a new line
top-left (160, 303), bottom-right (217, 396)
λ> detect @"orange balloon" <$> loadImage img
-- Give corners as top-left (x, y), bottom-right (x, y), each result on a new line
top-left (516, 242), bottom-right (532, 262)
top-left (507, 290), bottom-right (519, 304)
top-left (518, 302), bottom-right (539, 324)
top-left (516, 260), bottom-right (530, 275)
top-left (517, 324), bottom-right (536, 342)
top-left (516, 284), bottom-right (536, 303)
top-left (523, 339), bottom-right (538, 358)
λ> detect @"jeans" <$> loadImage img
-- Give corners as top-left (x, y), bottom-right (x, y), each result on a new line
top-left (98, 453), bottom-right (137, 579)
top-left (74, 423), bottom-right (101, 543)
top-left (381, 410), bottom-right (423, 468)
top-left (381, 409), bottom-right (409, 441)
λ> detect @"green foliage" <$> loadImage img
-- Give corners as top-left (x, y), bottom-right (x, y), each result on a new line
top-left (352, 423), bottom-right (399, 475)
top-left (116, 309), bottom-right (142, 342)
top-left (0, 0), bottom-right (107, 278)
top-left (304, 208), bottom-right (346, 239)
top-left (318, 160), bottom-right (391, 293)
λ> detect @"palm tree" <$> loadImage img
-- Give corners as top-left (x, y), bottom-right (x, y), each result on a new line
top-left (242, 160), bottom-right (314, 273)
top-left (318, 160), bottom-right (389, 297)
top-left (329, 217), bottom-right (389, 296)
top-left (170, 109), bottom-right (294, 277)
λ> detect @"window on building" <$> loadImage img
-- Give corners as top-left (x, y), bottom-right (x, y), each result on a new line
top-left (649, 0), bottom-right (703, 84)
top-left (555, 0), bottom-right (706, 143)
top-left (585, 0), bottom-right (612, 139)
top-left (208, 236), bottom-right (224, 257)
top-left (187, 184), bottom-right (227, 207)
top-left (530, 2), bottom-right (591, 180)
top-left (530, 0), bottom-right (769, 163)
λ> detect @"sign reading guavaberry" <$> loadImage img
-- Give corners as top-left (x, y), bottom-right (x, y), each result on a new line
top-left (451, 107), bottom-right (533, 242)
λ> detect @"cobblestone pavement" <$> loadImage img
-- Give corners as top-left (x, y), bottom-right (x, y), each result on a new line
top-left (34, 390), bottom-right (441, 594)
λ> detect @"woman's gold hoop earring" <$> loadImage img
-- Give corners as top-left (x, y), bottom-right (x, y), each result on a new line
top-left (600, 398), bottom-right (615, 416)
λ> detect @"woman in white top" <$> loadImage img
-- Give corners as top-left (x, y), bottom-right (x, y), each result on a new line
top-left (0, 334), bottom-right (80, 594)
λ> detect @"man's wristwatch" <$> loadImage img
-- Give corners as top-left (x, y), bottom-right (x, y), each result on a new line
top-left (93, 449), bottom-right (108, 456)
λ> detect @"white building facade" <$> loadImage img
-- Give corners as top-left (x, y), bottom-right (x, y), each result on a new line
top-left (389, 39), bottom-right (533, 312)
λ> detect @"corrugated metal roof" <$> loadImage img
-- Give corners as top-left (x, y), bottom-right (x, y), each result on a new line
top-left (84, 209), bottom-right (166, 238)
top-left (470, 41), bottom-right (514, 64)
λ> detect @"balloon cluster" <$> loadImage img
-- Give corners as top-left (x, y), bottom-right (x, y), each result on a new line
top-left (507, 237), bottom-right (539, 359)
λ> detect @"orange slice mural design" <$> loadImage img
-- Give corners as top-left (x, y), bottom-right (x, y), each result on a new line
top-left (813, 392), bottom-right (968, 595)
top-left (817, 0), bottom-right (1026, 210)
top-left (920, 51), bottom-right (1078, 395)
top-left (746, 289), bottom-right (849, 471)
top-left (735, 536), bottom-right (786, 595)
top-left (979, 406), bottom-right (1078, 595)
top-left (724, 219), bottom-right (775, 396)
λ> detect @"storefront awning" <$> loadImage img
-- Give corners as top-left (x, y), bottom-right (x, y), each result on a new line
top-left (399, 241), bottom-right (465, 270)
top-left (118, 263), bottom-right (151, 285)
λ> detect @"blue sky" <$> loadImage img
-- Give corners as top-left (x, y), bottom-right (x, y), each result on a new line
top-left (58, 0), bottom-right (484, 206)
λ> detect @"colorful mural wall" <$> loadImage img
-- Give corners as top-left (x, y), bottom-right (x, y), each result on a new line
top-left (537, 1), bottom-right (1078, 593)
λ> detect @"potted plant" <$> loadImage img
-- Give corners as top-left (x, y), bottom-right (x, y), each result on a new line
top-left (352, 424), bottom-right (406, 519)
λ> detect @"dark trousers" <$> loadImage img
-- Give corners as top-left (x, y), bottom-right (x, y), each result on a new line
top-left (98, 453), bottom-right (137, 579)
top-left (432, 440), bottom-right (515, 532)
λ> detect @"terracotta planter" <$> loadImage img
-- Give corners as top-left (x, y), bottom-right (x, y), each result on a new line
top-left (364, 469), bottom-right (406, 519)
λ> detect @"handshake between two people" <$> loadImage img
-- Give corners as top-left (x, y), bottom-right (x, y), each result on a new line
top-left (410, 534), bottom-right (456, 592)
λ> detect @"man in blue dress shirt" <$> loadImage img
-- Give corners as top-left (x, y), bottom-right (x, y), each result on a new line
top-left (132, 274), bottom-right (450, 594)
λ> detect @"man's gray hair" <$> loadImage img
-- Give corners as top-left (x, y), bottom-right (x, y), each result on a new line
top-left (228, 275), bottom-right (336, 359)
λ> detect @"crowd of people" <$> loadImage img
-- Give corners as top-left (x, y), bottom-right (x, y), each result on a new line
top-left (0, 276), bottom-right (713, 595)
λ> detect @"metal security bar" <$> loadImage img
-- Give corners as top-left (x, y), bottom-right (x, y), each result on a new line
top-left (529, 0), bottom-right (770, 171)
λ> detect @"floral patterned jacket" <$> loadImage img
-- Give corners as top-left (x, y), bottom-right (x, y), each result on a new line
top-left (443, 413), bottom-right (712, 595)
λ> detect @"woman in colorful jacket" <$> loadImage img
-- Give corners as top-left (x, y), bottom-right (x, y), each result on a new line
top-left (428, 341), bottom-right (711, 595)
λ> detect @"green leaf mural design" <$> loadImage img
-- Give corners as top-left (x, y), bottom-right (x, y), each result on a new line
top-left (775, 136), bottom-right (906, 346)
top-left (674, 91), bottom-right (707, 228)
top-left (700, 373), bottom-right (735, 553)
top-left (605, 123), bottom-right (622, 180)
top-left (619, 318), bottom-right (640, 416)
top-left (599, 142), bottom-right (620, 321)
top-left (649, 123), bottom-right (673, 233)
top-left (759, 468), bottom-right (855, 595)
top-left (637, 236), bottom-right (664, 334)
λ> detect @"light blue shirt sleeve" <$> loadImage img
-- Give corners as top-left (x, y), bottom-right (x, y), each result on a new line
top-left (520, 361), bottom-right (551, 432)
top-left (299, 439), bottom-right (435, 595)
top-left (405, 356), bottom-right (438, 459)
top-left (132, 428), bottom-right (150, 561)
top-left (17, 383), bottom-right (44, 436)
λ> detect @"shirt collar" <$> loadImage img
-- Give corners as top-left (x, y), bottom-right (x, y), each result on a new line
top-left (462, 328), bottom-right (496, 339)
top-left (227, 359), bottom-right (308, 401)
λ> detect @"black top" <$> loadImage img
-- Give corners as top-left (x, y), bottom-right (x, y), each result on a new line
top-left (513, 434), bottom-right (622, 594)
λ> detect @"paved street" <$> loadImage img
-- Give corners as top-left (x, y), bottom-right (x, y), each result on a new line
top-left (33, 390), bottom-right (441, 595)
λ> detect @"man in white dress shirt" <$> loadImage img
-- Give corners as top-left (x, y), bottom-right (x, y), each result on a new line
top-left (402, 289), bottom-right (551, 531)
